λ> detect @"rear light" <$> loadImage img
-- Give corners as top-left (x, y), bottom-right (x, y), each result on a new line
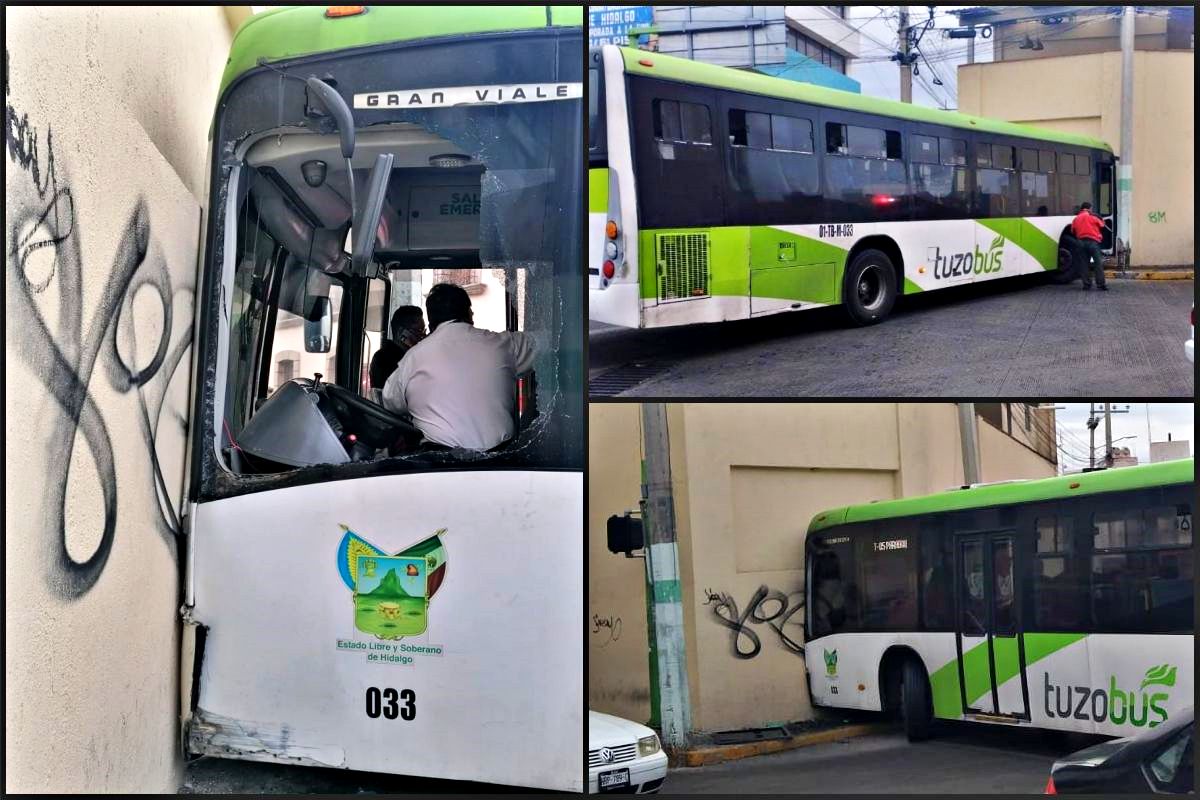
top-left (602, 260), bottom-right (616, 279)
top-left (325, 6), bottom-right (366, 17)
top-left (871, 194), bottom-right (897, 206)
top-left (605, 220), bottom-right (619, 239)
top-left (517, 377), bottom-right (526, 417)
top-left (1044, 776), bottom-right (1056, 794)
top-left (638, 58), bottom-right (654, 67)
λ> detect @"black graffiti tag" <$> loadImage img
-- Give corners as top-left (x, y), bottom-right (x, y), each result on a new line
top-left (704, 586), bottom-right (806, 659)
top-left (591, 613), bottom-right (623, 647)
top-left (6, 53), bottom-right (192, 598)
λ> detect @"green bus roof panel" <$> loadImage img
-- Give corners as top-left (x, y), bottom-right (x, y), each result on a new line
top-left (808, 458), bottom-right (1194, 533)
top-left (222, 6), bottom-right (582, 96)
top-left (619, 47), bottom-right (1112, 152)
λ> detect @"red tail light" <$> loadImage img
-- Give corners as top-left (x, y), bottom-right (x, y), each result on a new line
top-left (1044, 776), bottom-right (1057, 795)
top-left (871, 194), bottom-right (897, 207)
top-left (602, 260), bottom-right (616, 279)
top-left (517, 377), bottom-right (526, 417)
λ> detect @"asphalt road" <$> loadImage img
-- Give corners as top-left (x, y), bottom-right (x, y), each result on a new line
top-left (662, 722), bottom-right (1106, 795)
top-left (589, 276), bottom-right (1195, 398)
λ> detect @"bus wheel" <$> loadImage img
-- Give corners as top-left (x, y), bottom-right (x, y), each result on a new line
top-left (901, 659), bottom-right (934, 742)
top-left (843, 249), bottom-right (897, 326)
top-left (1051, 240), bottom-right (1078, 284)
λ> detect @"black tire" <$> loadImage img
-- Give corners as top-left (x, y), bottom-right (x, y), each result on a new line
top-left (842, 249), bottom-right (897, 326)
top-left (901, 658), bottom-right (934, 742)
top-left (1051, 236), bottom-right (1079, 284)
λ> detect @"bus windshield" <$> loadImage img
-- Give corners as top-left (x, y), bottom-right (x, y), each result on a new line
top-left (204, 29), bottom-right (582, 496)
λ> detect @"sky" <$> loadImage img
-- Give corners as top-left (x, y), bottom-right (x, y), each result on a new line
top-left (1053, 403), bottom-right (1194, 473)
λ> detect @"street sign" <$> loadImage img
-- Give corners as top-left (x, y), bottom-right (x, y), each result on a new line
top-left (589, 6), bottom-right (653, 48)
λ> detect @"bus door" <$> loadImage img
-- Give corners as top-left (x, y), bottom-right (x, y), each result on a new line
top-left (1097, 159), bottom-right (1116, 255)
top-left (954, 530), bottom-right (1029, 719)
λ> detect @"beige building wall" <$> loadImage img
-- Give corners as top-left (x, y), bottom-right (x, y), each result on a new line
top-left (958, 51), bottom-right (1194, 267)
top-left (588, 403), bottom-right (1056, 734)
top-left (5, 6), bottom-right (237, 793)
top-left (994, 14), bottom-right (1172, 62)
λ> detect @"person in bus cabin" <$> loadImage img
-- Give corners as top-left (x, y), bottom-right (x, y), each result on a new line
top-left (369, 305), bottom-right (425, 394)
top-left (1071, 202), bottom-right (1107, 291)
top-left (381, 283), bottom-right (537, 451)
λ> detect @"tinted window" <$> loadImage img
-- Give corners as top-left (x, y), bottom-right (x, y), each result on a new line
top-left (976, 142), bottom-right (992, 168)
top-left (654, 98), bottom-right (711, 144)
top-left (1020, 147), bottom-right (1039, 171)
top-left (1020, 171), bottom-right (1052, 215)
top-left (920, 518), bottom-right (953, 628)
top-left (912, 134), bottom-right (939, 164)
top-left (858, 520), bottom-right (918, 630)
top-left (912, 164), bottom-right (969, 219)
top-left (940, 137), bottom-right (967, 166)
top-left (977, 168), bottom-right (1019, 216)
top-left (1059, 171), bottom-right (1091, 215)
top-left (1059, 153), bottom-right (1075, 175)
top-left (1075, 155), bottom-right (1091, 176)
top-left (992, 144), bottom-right (1014, 170)
top-left (680, 101), bottom-right (712, 144)
top-left (847, 125), bottom-right (886, 158)
top-left (1039, 150), bottom-right (1056, 173)
top-left (729, 108), bottom-right (771, 148)
top-left (772, 114), bottom-right (813, 153)
top-left (810, 532), bottom-right (858, 637)
top-left (960, 538), bottom-right (986, 635)
top-left (1033, 515), bottom-right (1087, 630)
top-left (824, 156), bottom-right (908, 221)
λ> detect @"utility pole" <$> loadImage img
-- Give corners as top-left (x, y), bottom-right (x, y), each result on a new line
top-left (899, 6), bottom-right (912, 103)
top-left (1103, 403), bottom-right (1132, 468)
top-left (1087, 403), bottom-right (1099, 470)
top-left (957, 403), bottom-right (980, 484)
top-left (1118, 6), bottom-right (1135, 256)
top-left (640, 403), bottom-right (691, 751)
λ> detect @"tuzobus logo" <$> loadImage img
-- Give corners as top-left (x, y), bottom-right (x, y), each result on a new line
top-left (1044, 664), bottom-right (1176, 729)
top-left (932, 234), bottom-right (1005, 280)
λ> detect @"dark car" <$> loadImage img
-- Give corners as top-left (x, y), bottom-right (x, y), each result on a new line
top-left (1046, 707), bottom-right (1193, 794)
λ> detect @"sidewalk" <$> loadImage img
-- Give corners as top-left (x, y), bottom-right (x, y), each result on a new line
top-left (668, 719), bottom-right (896, 768)
top-left (1104, 263), bottom-right (1194, 280)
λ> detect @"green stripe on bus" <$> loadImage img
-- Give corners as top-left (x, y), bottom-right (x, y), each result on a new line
top-left (930, 632), bottom-right (1089, 718)
top-left (639, 226), bottom-right (847, 304)
top-left (619, 48), bottom-right (1111, 152)
top-left (589, 168), bottom-right (609, 214)
top-left (810, 459), bottom-right (1193, 533)
top-left (904, 277), bottom-right (923, 294)
top-left (977, 218), bottom-right (1059, 272)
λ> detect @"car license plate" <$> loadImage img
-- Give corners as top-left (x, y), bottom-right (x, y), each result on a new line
top-left (599, 768), bottom-right (631, 792)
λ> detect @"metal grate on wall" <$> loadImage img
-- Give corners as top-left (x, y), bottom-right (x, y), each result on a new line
top-left (657, 232), bottom-right (710, 301)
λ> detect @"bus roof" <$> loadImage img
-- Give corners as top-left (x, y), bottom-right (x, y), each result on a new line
top-left (221, 5), bottom-right (584, 97)
top-left (616, 47), bottom-right (1112, 153)
top-left (808, 458), bottom-right (1193, 533)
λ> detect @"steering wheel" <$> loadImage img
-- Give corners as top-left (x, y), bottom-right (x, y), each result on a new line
top-left (319, 382), bottom-right (421, 438)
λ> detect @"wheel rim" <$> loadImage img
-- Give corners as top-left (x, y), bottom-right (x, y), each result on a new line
top-left (857, 264), bottom-right (886, 311)
top-left (1058, 247), bottom-right (1072, 271)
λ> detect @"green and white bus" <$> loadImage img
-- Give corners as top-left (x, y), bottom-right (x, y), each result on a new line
top-left (804, 458), bottom-right (1193, 741)
top-left (183, 6), bottom-right (583, 791)
top-left (589, 46), bottom-right (1117, 329)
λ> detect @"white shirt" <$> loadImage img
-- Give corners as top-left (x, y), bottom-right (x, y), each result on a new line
top-left (381, 321), bottom-right (537, 450)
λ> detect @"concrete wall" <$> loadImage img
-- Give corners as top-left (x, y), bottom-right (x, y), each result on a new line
top-left (5, 6), bottom-right (234, 792)
top-left (958, 50), bottom-right (1194, 267)
top-left (587, 403), bottom-right (1057, 734)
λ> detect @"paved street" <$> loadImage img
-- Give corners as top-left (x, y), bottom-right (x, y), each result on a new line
top-left (662, 722), bottom-right (1106, 794)
top-left (589, 277), bottom-right (1195, 397)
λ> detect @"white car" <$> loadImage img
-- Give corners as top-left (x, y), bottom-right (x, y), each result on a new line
top-left (1187, 304), bottom-right (1194, 364)
top-left (588, 710), bottom-right (668, 794)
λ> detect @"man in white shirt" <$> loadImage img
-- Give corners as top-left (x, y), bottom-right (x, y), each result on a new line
top-left (381, 282), bottom-right (537, 450)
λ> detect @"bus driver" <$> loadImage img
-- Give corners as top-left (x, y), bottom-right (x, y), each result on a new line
top-left (381, 283), bottom-right (537, 451)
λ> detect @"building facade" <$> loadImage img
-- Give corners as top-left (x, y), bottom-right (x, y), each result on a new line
top-left (954, 6), bottom-right (1194, 267)
top-left (589, 403), bottom-right (1057, 734)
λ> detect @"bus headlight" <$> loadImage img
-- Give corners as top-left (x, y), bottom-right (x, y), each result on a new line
top-left (638, 734), bottom-right (661, 757)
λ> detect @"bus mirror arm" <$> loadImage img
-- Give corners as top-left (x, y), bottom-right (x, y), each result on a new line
top-left (305, 77), bottom-right (355, 160)
top-left (350, 153), bottom-right (394, 277)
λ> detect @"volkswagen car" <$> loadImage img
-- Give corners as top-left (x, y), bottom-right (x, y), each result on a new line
top-left (588, 710), bottom-right (668, 794)
top-left (1045, 706), bottom-right (1193, 794)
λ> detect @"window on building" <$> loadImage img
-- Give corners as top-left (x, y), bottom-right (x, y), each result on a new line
top-left (786, 26), bottom-right (848, 74)
top-left (275, 351), bottom-right (299, 388)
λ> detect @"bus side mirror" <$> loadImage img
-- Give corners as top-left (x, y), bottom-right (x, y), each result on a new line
top-left (304, 295), bottom-right (333, 353)
top-left (607, 514), bottom-right (644, 555)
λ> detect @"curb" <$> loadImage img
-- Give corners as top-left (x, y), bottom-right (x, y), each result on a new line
top-left (1104, 270), bottom-right (1194, 280)
top-left (669, 722), bottom-right (894, 768)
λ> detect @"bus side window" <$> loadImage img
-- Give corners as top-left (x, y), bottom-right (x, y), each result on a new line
top-left (920, 520), bottom-right (953, 629)
top-left (1033, 514), bottom-right (1082, 630)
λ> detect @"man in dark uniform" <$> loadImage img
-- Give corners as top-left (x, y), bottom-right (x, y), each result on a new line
top-left (369, 305), bottom-right (425, 390)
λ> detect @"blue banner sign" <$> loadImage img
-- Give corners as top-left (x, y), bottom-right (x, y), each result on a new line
top-left (589, 6), bottom-right (654, 48)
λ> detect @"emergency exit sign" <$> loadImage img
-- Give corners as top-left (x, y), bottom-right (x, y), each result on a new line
top-left (589, 6), bottom-right (653, 48)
